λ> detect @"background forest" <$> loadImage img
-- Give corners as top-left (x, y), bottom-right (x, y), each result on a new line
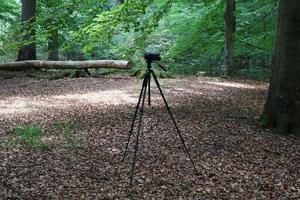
top-left (0, 0), bottom-right (277, 80)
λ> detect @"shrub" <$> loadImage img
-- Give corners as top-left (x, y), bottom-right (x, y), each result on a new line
top-left (237, 66), bottom-right (271, 81)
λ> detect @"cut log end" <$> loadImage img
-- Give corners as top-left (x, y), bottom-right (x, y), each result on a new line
top-left (0, 60), bottom-right (133, 71)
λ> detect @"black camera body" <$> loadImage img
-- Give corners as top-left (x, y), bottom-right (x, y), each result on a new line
top-left (144, 53), bottom-right (161, 61)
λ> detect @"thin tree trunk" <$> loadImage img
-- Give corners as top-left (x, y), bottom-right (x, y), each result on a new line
top-left (17, 0), bottom-right (36, 61)
top-left (222, 0), bottom-right (235, 76)
top-left (48, 29), bottom-right (59, 61)
top-left (261, 0), bottom-right (300, 136)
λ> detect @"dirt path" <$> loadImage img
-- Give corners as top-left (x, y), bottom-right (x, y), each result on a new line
top-left (0, 75), bottom-right (299, 199)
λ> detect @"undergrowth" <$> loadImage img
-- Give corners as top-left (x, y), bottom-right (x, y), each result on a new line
top-left (14, 125), bottom-right (47, 149)
top-left (1, 123), bottom-right (85, 149)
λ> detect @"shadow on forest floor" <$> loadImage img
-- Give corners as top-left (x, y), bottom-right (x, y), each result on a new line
top-left (0, 75), bottom-right (299, 199)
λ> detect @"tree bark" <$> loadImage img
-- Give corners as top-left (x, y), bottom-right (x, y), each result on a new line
top-left (116, 0), bottom-right (124, 5)
top-left (222, 0), bottom-right (235, 76)
top-left (48, 29), bottom-right (59, 61)
top-left (0, 60), bottom-right (133, 70)
top-left (17, 0), bottom-right (36, 61)
top-left (261, 0), bottom-right (300, 136)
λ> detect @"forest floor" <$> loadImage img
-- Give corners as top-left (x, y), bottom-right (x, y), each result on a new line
top-left (0, 73), bottom-right (299, 199)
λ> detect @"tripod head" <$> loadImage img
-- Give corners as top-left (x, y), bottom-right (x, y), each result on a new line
top-left (144, 53), bottom-right (167, 71)
top-left (144, 53), bottom-right (161, 62)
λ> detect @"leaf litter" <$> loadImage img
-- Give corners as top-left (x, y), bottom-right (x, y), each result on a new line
top-left (0, 74), bottom-right (299, 199)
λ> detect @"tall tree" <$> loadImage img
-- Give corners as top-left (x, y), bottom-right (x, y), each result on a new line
top-left (261, 0), bottom-right (300, 136)
top-left (46, 1), bottom-right (60, 61)
top-left (116, 0), bottom-right (124, 5)
top-left (222, 0), bottom-right (235, 75)
top-left (17, 0), bottom-right (36, 61)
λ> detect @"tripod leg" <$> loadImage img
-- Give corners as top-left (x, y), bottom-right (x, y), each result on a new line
top-left (129, 72), bottom-right (149, 187)
top-left (151, 71), bottom-right (198, 173)
top-left (122, 73), bottom-right (148, 162)
top-left (148, 74), bottom-right (151, 106)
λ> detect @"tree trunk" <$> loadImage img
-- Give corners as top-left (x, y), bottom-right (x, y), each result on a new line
top-left (261, 0), bottom-right (300, 136)
top-left (116, 0), bottom-right (124, 5)
top-left (17, 0), bottom-right (36, 61)
top-left (48, 29), bottom-right (59, 61)
top-left (222, 0), bottom-right (235, 76)
top-left (0, 60), bottom-right (133, 70)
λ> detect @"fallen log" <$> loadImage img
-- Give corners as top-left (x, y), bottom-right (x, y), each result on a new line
top-left (0, 60), bottom-right (133, 70)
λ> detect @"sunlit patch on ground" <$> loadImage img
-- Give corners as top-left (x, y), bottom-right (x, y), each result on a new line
top-left (0, 98), bottom-right (33, 114)
top-left (0, 83), bottom-right (137, 117)
top-left (0, 77), bottom-right (267, 117)
top-left (204, 81), bottom-right (268, 89)
top-left (52, 90), bottom-right (136, 105)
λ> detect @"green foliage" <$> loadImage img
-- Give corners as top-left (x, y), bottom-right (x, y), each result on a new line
top-left (140, 0), bottom-right (276, 76)
top-left (1, 136), bottom-right (18, 148)
top-left (0, 0), bottom-right (277, 80)
top-left (36, 0), bottom-right (110, 55)
top-left (237, 66), bottom-right (271, 81)
top-left (81, 0), bottom-right (172, 52)
top-left (235, 0), bottom-right (277, 57)
top-left (14, 125), bottom-right (47, 149)
top-left (130, 67), bottom-right (174, 79)
top-left (1, 122), bottom-right (85, 149)
top-left (0, 0), bottom-right (19, 22)
top-left (0, 0), bottom-right (20, 62)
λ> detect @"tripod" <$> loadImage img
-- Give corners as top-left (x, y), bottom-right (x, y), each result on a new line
top-left (122, 59), bottom-right (197, 187)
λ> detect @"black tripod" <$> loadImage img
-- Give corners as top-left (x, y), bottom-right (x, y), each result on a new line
top-left (122, 55), bottom-right (197, 187)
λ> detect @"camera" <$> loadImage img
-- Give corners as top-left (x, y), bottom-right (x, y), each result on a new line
top-left (144, 53), bottom-right (161, 61)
